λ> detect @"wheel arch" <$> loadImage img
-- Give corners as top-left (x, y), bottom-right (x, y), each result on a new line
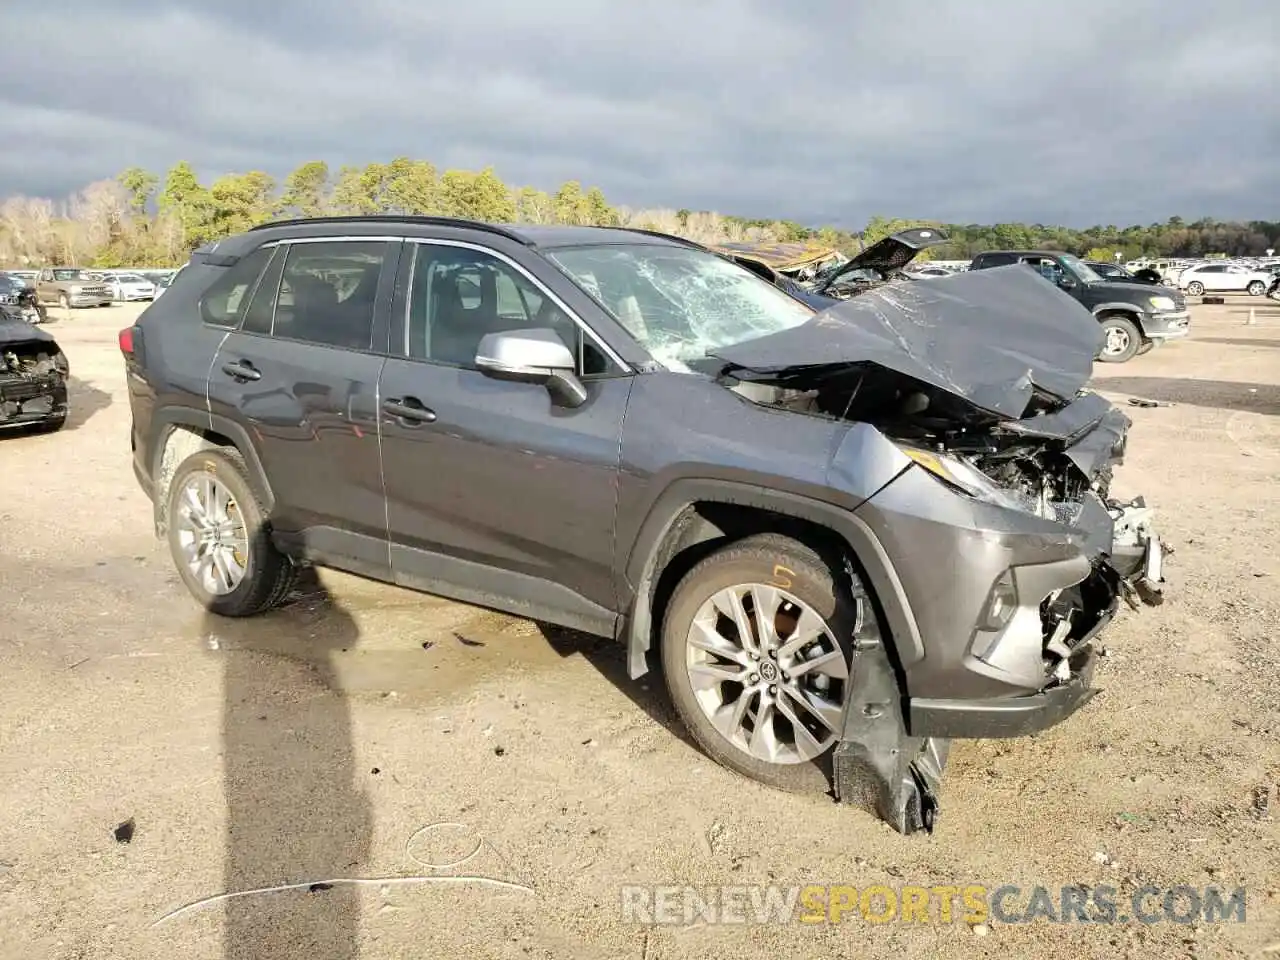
top-left (149, 408), bottom-right (275, 536)
top-left (621, 479), bottom-right (925, 683)
top-left (1091, 302), bottom-right (1149, 335)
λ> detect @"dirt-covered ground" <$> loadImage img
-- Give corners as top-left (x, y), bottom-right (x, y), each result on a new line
top-left (1, 298), bottom-right (1277, 959)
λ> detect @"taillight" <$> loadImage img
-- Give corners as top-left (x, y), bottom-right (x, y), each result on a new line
top-left (118, 327), bottom-right (134, 354)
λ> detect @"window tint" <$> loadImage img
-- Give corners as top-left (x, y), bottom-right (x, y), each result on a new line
top-left (271, 240), bottom-right (390, 350)
top-left (976, 253), bottom-right (1017, 267)
top-left (405, 243), bottom-right (612, 375)
top-left (1021, 256), bottom-right (1064, 283)
top-left (199, 245), bottom-right (273, 327)
top-left (241, 246), bottom-right (285, 335)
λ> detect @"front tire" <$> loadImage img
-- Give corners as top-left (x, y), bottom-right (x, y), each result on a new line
top-left (660, 533), bottom-right (877, 794)
top-left (166, 448), bottom-right (296, 617)
top-left (1247, 280), bottom-right (1266, 297)
top-left (1185, 281), bottom-right (1204, 297)
top-left (58, 293), bottom-right (70, 310)
top-left (1098, 315), bottom-right (1142, 363)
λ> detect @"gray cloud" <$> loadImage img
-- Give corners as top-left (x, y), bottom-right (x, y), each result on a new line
top-left (2, 0), bottom-right (1277, 226)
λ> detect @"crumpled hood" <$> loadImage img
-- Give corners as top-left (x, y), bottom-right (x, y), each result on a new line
top-left (711, 264), bottom-right (1103, 420)
top-left (0, 315), bottom-right (57, 346)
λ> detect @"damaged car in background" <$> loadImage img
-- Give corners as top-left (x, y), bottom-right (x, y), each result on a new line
top-left (0, 271), bottom-right (47, 325)
top-left (712, 229), bottom-right (950, 310)
top-left (0, 313), bottom-right (69, 433)
top-left (799, 227), bottom-right (950, 306)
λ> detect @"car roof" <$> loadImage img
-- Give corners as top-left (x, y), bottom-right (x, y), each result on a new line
top-left (976, 250), bottom-right (1070, 258)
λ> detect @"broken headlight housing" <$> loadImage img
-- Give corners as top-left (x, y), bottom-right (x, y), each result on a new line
top-left (898, 445), bottom-right (1033, 513)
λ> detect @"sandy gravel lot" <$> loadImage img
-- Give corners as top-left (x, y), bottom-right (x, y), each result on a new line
top-left (0, 297), bottom-right (1277, 959)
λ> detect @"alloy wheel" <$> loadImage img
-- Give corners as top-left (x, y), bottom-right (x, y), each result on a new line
top-left (684, 583), bottom-right (850, 765)
top-left (173, 473), bottom-right (250, 596)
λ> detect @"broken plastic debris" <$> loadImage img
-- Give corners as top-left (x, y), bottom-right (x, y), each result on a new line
top-left (1128, 396), bottom-right (1174, 408)
top-left (113, 818), bottom-right (136, 844)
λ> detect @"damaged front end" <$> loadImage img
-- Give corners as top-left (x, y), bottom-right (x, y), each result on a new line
top-left (710, 266), bottom-right (1170, 833)
top-left (0, 322), bottom-right (69, 432)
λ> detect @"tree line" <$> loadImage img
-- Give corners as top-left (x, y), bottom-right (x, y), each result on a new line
top-left (0, 159), bottom-right (1276, 268)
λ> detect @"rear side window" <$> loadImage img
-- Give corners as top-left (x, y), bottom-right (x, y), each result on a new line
top-left (199, 246), bottom-right (273, 327)
top-left (270, 240), bottom-right (391, 351)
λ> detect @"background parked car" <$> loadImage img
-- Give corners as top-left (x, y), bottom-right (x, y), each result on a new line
top-left (151, 265), bottom-right (185, 299)
top-left (34, 267), bottom-right (113, 309)
top-left (1177, 262), bottom-right (1273, 297)
top-left (1086, 261), bottom-right (1162, 284)
top-left (108, 272), bottom-right (157, 302)
top-left (0, 271), bottom-right (49, 324)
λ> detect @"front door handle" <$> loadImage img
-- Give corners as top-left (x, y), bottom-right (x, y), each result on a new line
top-left (382, 396), bottom-right (437, 424)
top-left (220, 360), bottom-right (261, 382)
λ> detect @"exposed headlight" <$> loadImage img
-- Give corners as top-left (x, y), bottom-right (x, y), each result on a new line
top-left (70, 285), bottom-right (83, 293)
top-left (898, 445), bottom-right (1032, 512)
top-left (1149, 296), bottom-right (1176, 311)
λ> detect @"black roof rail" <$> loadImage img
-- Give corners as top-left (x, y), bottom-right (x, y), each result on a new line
top-left (248, 215), bottom-right (533, 245)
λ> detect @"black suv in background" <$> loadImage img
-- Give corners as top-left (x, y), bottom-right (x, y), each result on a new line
top-left (969, 250), bottom-right (1189, 362)
top-left (120, 216), bottom-right (1166, 833)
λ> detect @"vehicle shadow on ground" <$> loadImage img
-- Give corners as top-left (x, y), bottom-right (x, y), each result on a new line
top-left (203, 569), bottom-right (369, 960)
top-left (1194, 337), bottom-right (1280, 350)
top-left (1091, 376), bottom-right (1280, 416)
top-left (64, 375), bottom-right (112, 430)
top-left (536, 624), bottom-right (696, 750)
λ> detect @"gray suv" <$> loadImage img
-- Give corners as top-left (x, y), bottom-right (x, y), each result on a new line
top-left (119, 216), bottom-right (1168, 833)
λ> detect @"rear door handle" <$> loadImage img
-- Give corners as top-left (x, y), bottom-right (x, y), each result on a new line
top-left (382, 396), bottom-right (436, 424)
top-left (220, 360), bottom-right (261, 382)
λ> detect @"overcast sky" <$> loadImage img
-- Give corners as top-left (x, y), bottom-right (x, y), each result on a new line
top-left (2, 0), bottom-right (1276, 227)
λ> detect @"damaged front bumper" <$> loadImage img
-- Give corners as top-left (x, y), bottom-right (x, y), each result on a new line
top-left (829, 404), bottom-right (1170, 834)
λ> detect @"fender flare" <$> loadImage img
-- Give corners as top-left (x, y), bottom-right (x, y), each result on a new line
top-left (621, 478), bottom-right (925, 680)
top-left (150, 407), bottom-right (276, 514)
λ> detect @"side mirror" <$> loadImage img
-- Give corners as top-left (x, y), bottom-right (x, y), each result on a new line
top-left (1058, 275), bottom-right (1077, 289)
top-left (474, 328), bottom-right (587, 408)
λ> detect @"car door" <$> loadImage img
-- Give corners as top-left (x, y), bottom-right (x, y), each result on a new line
top-left (36, 269), bottom-right (54, 304)
top-left (1198, 265), bottom-right (1226, 290)
top-left (206, 237), bottom-right (399, 579)
top-left (1224, 265), bottom-right (1251, 291)
top-left (377, 238), bottom-right (633, 635)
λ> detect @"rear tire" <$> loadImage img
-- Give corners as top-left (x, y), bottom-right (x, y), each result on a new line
top-left (1098, 315), bottom-right (1142, 363)
top-left (1247, 280), bottom-right (1265, 297)
top-left (660, 533), bottom-right (877, 794)
top-left (165, 448), bottom-right (296, 617)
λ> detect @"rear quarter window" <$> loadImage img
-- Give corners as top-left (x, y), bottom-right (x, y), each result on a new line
top-left (198, 246), bottom-right (274, 328)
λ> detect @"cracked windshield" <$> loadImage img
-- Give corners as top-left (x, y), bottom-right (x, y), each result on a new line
top-left (547, 244), bottom-right (815, 371)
